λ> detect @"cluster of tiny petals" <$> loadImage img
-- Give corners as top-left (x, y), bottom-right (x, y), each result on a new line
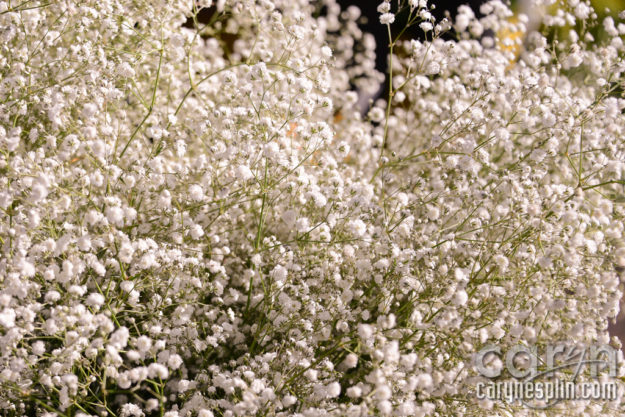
top-left (0, 0), bottom-right (624, 416)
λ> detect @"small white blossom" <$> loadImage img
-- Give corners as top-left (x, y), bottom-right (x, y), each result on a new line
top-left (380, 13), bottom-right (395, 25)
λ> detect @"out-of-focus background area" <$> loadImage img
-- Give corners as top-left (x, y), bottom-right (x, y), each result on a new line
top-left (336, 0), bottom-right (625, 73)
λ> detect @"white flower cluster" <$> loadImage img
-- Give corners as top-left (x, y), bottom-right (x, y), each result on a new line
top-left (0, 0), bottom-right (624, 415)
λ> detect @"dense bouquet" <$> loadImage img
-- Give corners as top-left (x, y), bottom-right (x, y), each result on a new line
top-left (1, 0), bottom-right (625, 415)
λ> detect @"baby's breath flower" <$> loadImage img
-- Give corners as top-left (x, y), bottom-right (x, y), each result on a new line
top-left (380, 13), bottom-right (395, 25)
top-left (1, 0), bottom-right (624, 415)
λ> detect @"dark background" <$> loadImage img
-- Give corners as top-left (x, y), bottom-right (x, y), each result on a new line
top-left (336, 0), bottom-right (485, 74)
top-left (186, 0), bottom-right (485, 75)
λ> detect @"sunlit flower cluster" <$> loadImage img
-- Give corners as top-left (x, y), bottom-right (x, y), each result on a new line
top-left (1, 0), bottom-right (625, 415)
